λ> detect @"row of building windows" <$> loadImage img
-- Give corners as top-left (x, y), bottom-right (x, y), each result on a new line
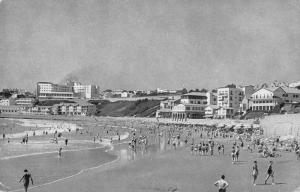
top-left (251, 106), bottom-right (274, 111)
top-left (39, 93), bottom-right (73, 97)
top-left (189, 101), bottom-right (207, 104)
top-left (254, 94), bottom-right (272, 99)
top-left (186, 107), bottom-right (204, 111)
top-left (252, 100), bottom-right (273, 104)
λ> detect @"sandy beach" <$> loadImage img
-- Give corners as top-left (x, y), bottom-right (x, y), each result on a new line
top-left (0, 116), bottom-right (300, 192)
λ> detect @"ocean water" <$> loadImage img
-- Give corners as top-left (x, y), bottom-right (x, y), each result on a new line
top-left (0, 146), bottom-right (116, 191)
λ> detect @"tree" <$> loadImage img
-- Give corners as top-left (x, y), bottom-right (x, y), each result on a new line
top-left (199, 88), bottom-right (208, 93)
top-left (182, 88), bottom-right (188, 94)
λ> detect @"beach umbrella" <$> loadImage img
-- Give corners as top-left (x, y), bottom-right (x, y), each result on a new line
top-left (234, 124), bottom-right (242, 130)
top-left (225, 125), bottom-right (234, 129)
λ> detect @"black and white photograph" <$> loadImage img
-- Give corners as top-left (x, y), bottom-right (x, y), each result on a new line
top-left (0, 0), bottom-right (300, 192)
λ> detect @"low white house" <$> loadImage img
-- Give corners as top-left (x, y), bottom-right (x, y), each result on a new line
top-left (204, 105), bottom-right (219, 118)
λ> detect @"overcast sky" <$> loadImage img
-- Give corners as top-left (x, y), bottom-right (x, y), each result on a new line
top-left (0, 0), bottom-right (300, 91)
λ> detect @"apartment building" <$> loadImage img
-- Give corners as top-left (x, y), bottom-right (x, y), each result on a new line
top-left (15, 98), bottom-right (35, 106)
top-left (206, 92), bottom-right (217, 105)
top-left (217, 85), bottom-right (243, 118)
top-left (53, 101), bottom-right (96, 116)
top-left (0, 98), bottom-right (14, 106)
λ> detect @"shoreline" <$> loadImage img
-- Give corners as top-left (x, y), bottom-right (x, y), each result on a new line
top-left (0, 139), bottom-right (130, 192)
top-left (0, 117), bottom-right (131, 192)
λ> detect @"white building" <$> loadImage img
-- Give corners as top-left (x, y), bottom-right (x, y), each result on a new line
top-left (73, 83), bottom-right (99, 99)
top-left (156, 97), bottom-right (180, 118)
top-left (0, 99), bottom-right (14, 106)
top-left (206, 92), bottom-right (217, 105)
top-left (217, 85), bottom-right (243, 118)
top-left (15, 98), bottom-right (35, 106)
top-left (21, 106), bottom-right (52, 115)
top-left (53, 101), bottom-right (96, 116)
top-left (37, 82), bottom-right (73, 100)
top-left (0, 106), bottom-right (23, 114)
top-left (172, 92), bottom-right (207, 120)
top-left (121, 91), bottom-right (133, 98)
top-left (249, 87), bottom-right (300, 112)
top-left (204, 105), bottom-right (219, 118)
top-left (249, 87), bottom-right (284, 111)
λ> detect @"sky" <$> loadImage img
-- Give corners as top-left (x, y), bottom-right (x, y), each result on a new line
top-left (0, 0), bottom-right (300, 91)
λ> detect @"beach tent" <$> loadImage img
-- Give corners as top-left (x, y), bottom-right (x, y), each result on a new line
top-left (243, 124), bottom-right (252, 129)
top-left (279, 135), bottom-right (295, 141)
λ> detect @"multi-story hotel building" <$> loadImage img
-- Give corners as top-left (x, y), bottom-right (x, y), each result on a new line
top-left (72, 82), bottom-right (99, 99)
top-left (249, 87), bottom-right (300, 112)
top-left (217, 85), bottom-right (243, 118)
top-left (172, 92), bottom-right (207, 120)
top-left (249, 87), bottom-right (284, 111)
top-left (37, 82), bottom-right (73, 100)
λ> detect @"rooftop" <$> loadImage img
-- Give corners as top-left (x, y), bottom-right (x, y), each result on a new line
top-left (281, 87), bottom-right (300, 94)
top-left (183, 92), bottom-right (207, 97)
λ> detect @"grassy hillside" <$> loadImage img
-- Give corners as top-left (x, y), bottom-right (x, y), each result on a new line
top-left (96, 99), bottom-right (160, 117)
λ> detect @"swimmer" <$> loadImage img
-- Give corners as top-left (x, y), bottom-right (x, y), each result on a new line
top-left (58, 147), bottom-right (62, 157)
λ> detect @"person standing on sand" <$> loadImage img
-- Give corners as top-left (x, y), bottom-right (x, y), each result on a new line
top-left (19, 169), bottom-right (33, 192)
top-left (265, 161), bottom-right (275, 185)
top-left (214, 175), bottom-right (229, 192)
top-left (252, 161), bottom-right (258, 185)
